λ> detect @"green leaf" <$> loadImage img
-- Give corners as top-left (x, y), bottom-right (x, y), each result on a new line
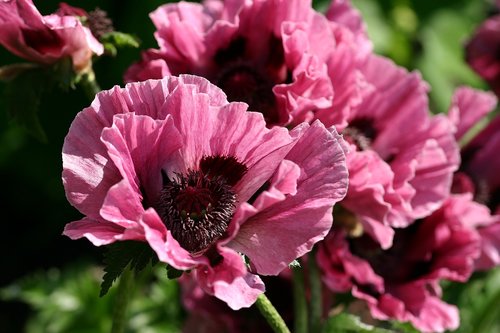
top-left (51, 57), bottom-right (79, 91)
top-left (100, 31), bottom-right (140, 57)
top-left (323, 313), bottom-right (395, 333)
top-left (3, 67), bottom-right (48, 142)
top-left (166, 264), bottom-right (183, 280)
top-left (100, 241), bottom-right (156, 297)
top-left (389, 321), bottom-right (420, 333)
top-left (1, 262), bottom-right (184, 333)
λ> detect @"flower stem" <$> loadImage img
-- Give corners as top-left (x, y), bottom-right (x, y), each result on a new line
top-left (80, 69), bottom-right (101, 101)
top-left (111, 266), bottom-right (134, 333)
top-left (309, 249), bottom-right (323, 333)
top-left (255, 293), bottom-right (291, 333)
top-left (292, 266), bottom-right (308, 333)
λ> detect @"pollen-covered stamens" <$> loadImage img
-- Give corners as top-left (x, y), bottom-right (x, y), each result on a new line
top-left (157, 170), bottom-right (236, 254)
top-left (342, 118), bottom-right (377, 151)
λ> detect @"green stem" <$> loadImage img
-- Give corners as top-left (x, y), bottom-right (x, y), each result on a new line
top-left (80, 69), bottom-right (101, 101)
top-left (255, 293), bottom-right (291, 333)
top-left (472, 283), bottom-right (500, 333)
top-left (111, 267), bottom-right (134, 333)
top-left (292, 266), bottom-right (308, 333)
top-left (309, 249), bottom-right (323, 333)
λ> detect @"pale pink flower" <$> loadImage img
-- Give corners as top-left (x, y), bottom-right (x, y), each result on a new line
top-left (0, 0), bottom-right (103, 72)
top-left (448, 87), bottom-right (500, 270)
top-left (317, 195), bottom-right (480, 333)
top-left (317, 55), bottom-right (460, 248)
top-left (62, 75), bottom-right (348, 309)
top-left (125, 0), bottom-right (341, 126)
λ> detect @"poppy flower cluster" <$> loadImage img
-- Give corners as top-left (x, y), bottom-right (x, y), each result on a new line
top-left (67, 0), bottom-right (499, 330)
top-left (1, 0), bottom-right (498, 331)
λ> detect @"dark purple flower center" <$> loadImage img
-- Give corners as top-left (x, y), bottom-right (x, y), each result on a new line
top-left (212, 36), bottom-right (289, 125)
top-left (472, 179), bottom-right (500, 212)
top-left (156, 155), bottom-right (247, 254)
top-left (456, 145), bottom-right (500, 212)
top-left (342, 118), bottom-right (377, 151)
top-left (348, 222), bottom-right (429, 285)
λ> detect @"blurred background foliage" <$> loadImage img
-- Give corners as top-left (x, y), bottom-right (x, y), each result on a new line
top-left (0, 0), bottom-right (499, 332)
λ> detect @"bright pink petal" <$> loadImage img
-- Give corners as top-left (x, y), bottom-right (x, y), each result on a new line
top-left (63, 217), bottom-right (143, 246)
top-left (448, 86), bottom-right (497, 140)
top-left (195, 246), bottom-right (265, 310)
top-left (230, 122), bottom-right (348, 275)
top-left (342, 150), bottom-right (396, 248)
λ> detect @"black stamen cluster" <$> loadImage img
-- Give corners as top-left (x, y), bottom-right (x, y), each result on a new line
top-left (157, 170), bottom-right (236, 254)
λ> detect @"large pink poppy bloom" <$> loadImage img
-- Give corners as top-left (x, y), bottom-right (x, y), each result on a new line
top-left (448, 87), bottom-right (500, 270)
top-left (125, 0), bottom-right (344, 127)
top-left (0, 0), bottom-right (103, 72)
top-left (465, 14), bottom-right (500, 97)
top-left (315, 55), bottom-right (460, 248)
top-left (62, 75), bottom-right (348, 309)
top-left (317, 195), bottom-right (480, 333)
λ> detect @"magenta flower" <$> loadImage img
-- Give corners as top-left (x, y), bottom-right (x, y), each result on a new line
top-left (316, 55), bottom-right (460, 248)
top-left (0, 0), bottom-right (103, 72)
top-left (448, 87), bottom-right (500, 270)
top-left (62, 75), bottom-right (348, 309)
top-left (317, 195), bottom-right (480, 333)
top-left (465, 15), bottom-right (500, 97)
top-left (291, 0), bottom-right (373, 130)
top-left (125, 0), bottom-right (341, 126)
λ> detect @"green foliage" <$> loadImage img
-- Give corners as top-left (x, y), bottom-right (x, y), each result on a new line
top-left (445, 268), bottom-right (500, 333)
top-left (2, 66), bottom-right (48, 142)
top-left (101, 32), bottom-right (141, 57)
top-left (323, 313), bottom-right (395, 333)
top-left (1, 263), bottom-right (184, 333)
top-left (416, 2), bottom-right (488, 114)
top-left (100, 241), bottom-right (157, 297)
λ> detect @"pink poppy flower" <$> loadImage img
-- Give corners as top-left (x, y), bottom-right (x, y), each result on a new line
top-left (0, 0), bottom-right (103, 72)
top-left (448, 87), bottom-right (500, 270)
top-left (287, 0), bottom-right (373, 130)
top-left (125, 0), bottom-right (339, 126)
top-left (317, 195), bottom-right (480, 333)
top-left (316, 55), bottom-right (460, 248)
top-left (465, 14), bottom-right (500, 97)
top-left (62, 75), bottom-right (348, 309)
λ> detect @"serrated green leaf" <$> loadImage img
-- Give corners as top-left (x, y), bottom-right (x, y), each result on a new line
top-left (166, 264), bottom-right (183, 280)
top-left (101, 31), bottom-right (140, 49)
top-left (3, 67), bottom-right (48, 142)
top-left (323, 313), bottom-right (395, 333)
top-left (100, 241), bottom-right (155, 297)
